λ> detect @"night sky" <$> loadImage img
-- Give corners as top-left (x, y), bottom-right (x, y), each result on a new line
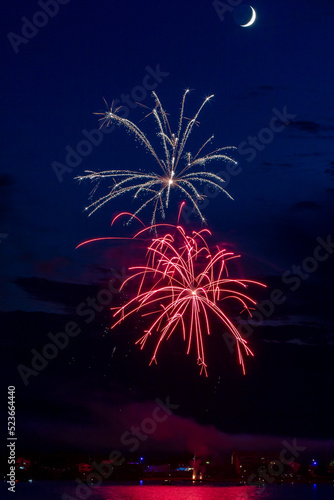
top-left (1, 0), bottom-right (334, 461)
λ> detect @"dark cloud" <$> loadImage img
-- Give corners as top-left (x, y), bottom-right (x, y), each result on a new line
top-left (14, 276), bottom-right (107, 312)
top-left (18, 378), bottom-right (334, 457)
top-left (289, 121), bottom-right (334, 136)
top-left (25, 400), bottom-right (334, 457)
top-left (291, 152), bottom-right (323, 158)
top-left (3, 306), bottom-right (333, 456)
top-left (290, 120), bottom-right (322, 133)
top-left (256, 324), bottom-right (332, 348)
top-left (262, 161), bottom-right (293, 167)
top-left (286, 338), bottom-right (315, 346)
top-left (325, 161), bottom-right (334, 176)
top-left (234, 85), bottom-right (276, 100)
top-left (290, 201), bottom-right (322, 212)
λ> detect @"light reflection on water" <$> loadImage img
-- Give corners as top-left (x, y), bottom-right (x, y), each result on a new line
top-left (8, 481), bottom-right (334, 500)
top-left (89, 483), bottom-right (331, 500)
top-left (95, 484), bottom-right (265, 500)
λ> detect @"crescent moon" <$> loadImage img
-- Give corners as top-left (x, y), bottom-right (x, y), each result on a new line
top-left (241, 6), bottom-right (256, 27)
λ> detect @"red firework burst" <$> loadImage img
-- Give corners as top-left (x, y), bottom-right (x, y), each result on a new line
top-left (77, 205), bottom-right (266, 376)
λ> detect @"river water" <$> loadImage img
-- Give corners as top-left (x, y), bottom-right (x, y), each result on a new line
top-left (3, 481), bottom-right (334, 500)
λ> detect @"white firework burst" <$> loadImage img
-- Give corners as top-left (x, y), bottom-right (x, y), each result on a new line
top-left (77, 90), bottom-right (237, 225)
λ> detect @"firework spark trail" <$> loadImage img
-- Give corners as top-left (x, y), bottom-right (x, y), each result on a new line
top-left (77, 90), bottom-right (237, 225)
top-left (76, 210), bottom-right (266, 376)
